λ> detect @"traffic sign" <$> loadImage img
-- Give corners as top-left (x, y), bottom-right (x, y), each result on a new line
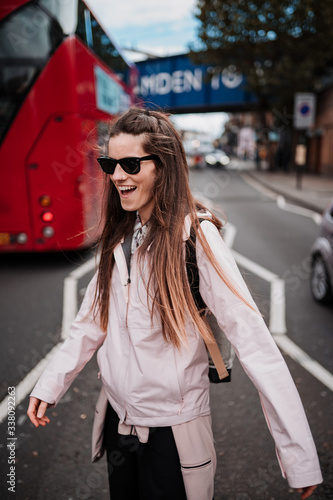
top-left (293, 93), bottom-right (316, 130)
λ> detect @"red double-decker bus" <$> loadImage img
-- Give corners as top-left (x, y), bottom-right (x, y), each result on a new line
top-left (0, 0), bottom-right (136, 251)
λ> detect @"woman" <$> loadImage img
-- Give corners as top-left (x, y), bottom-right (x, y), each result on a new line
top-left (28, 107), bottom-right (322, 499)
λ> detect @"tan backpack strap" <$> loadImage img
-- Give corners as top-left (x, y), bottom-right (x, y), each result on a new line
top-left (202, 316), bottom-right (229, 381)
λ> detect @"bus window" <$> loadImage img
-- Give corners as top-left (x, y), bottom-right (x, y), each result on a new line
top-left (0, 3), bottom-right (63, 143)
top-left (74, 1), bottom-right (132, 86)
top-left (39, 0), bottom-right (77, 35)
top-left (90, 14), bottom-right (130, 84)
top-left (75, 0), bottom-right (88, 46)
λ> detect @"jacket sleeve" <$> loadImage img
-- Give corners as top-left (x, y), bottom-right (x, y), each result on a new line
top-left (30, 272), bottom-right (105, 407)
top-left (197, 220), bottom-right (323, 489)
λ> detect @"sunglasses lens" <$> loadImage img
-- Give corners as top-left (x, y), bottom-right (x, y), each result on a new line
top-left (97, 158), bottom-right (116, 174)
top-left (121, 158), bottom-right (140, 174)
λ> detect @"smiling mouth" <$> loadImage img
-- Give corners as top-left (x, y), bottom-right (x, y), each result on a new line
top-left (118, 186), bottom-right (137, 197)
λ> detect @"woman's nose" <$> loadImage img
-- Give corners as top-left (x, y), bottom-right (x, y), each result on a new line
top-left (111, 163), bottom-right (127, 180)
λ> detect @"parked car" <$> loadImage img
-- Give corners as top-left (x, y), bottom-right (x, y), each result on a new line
top-left (310, 199), bottom-right (333, 304)
top-left (205, 149), bottom-right (230, 168)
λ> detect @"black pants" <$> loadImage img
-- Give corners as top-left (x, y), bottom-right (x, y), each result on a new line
top-left (103, 403), bottom-right (187, 500)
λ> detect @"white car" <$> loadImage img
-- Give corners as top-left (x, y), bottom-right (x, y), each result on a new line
top-left (310, 199), bottom-right (333, 304)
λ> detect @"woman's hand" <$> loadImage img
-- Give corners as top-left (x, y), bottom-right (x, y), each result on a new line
top-left (27, 397), bottom-right (51, 428)
top-left (296, 485), bottom-right (318, 499)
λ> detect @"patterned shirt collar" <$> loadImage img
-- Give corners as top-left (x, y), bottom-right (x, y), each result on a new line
top-left (131, 212), bottom-right (149, 255)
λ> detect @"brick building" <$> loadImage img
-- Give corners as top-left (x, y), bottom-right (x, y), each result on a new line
top-left (308, 84), bottom-right (333, 176)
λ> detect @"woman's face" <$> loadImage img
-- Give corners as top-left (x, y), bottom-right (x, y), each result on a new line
top-left (108, 133), bottom-right (157, 225)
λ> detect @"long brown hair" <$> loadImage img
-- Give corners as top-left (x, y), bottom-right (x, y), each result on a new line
top-left (93, 107), bottom-right (253, 348)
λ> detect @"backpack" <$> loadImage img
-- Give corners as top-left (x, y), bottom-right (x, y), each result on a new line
top-left (186, 222), bottom-right (235, 383)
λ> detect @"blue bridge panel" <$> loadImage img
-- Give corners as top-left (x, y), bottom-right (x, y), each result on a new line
top-left (135, 54), bottom-right (257, 112)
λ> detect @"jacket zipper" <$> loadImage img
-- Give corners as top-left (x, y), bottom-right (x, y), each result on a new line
top-left (173, 350), bottom-right (185, 415)
top-left (114, 242), bottom-right (131, 327)
top-left (125, 278), bottom-right (130, 328)
top-left (125, 248), bottom-right (132, 328)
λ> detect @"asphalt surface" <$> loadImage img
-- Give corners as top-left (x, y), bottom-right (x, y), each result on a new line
top-left (1, 163), bottom-right (332, 499)
top-left (0, 249), bottom-right (94, 400)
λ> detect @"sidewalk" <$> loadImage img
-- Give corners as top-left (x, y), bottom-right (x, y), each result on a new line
top-left (245, 168), bottom-right (333, 214)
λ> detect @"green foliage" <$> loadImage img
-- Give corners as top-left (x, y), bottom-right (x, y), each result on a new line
top-left (193, 0), bottom-right (333, 110)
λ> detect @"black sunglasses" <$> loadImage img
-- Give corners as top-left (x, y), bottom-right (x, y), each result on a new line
top-left (97, 155), bottom-right (159, 175)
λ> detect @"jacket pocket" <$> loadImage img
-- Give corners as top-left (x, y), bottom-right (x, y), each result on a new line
top-left (180, 459), bottom-right (214, 500)
top-left (172, 416), bottom-right (216, 500)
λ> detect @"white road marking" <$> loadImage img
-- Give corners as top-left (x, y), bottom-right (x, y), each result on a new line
top-left (232, 243), bottom-right (333, 392)
top-left (225, 216), bottom-right (332, 391)
top-left (241, 172), bottom-right (278, 201)
top-left (70, 255), bottom-right (98, 280)
top-left (0, 255), bottom-right (98, 424)
top-left (232, 250), bottom-right (279, 283)
top-left (242, 172), bottom-right (322, 224)
top-left (232, 251), bottom-right (286, 334)
top-left (233, 175), bottom-right (333, 387)
top-left (277, 196), bottom-right (322, 225)
top-left (61, 277), bottom-right (78, 340)
top-left (269, 279), bottom-right (287, 335)
top-left (61, 256), bottom-right (98, 340)
top-left (274, 336), bottom-right (333, 392)
top-left (312, 213), bottom-right (323, 225)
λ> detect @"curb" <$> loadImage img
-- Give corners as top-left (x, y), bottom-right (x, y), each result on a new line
top-left (245, 171), bottom-right (324, 214)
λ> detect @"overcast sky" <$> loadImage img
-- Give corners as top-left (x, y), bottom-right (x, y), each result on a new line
top-left (86, 0), bottom-right (199, 58)
top-left (85, 0), bottom-right (228, 137)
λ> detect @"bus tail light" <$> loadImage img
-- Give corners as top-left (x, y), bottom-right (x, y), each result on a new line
top-left (41, 211), bottom-right (54, 222)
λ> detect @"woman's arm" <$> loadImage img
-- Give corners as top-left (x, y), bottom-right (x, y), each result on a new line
top-left (196, 220), bottom-right (323, 491)
top-left (28, 273), bottom-right (106, 411)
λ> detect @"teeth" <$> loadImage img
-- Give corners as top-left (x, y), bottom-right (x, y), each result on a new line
top-left (119, 186), bottom-right (136, 191)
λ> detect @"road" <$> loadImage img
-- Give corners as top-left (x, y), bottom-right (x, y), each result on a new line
top-left (0, 164), bottom-right (332, 499)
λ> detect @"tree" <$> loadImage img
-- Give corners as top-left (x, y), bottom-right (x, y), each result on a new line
top-left (192, 0), bottom-right (333, 112)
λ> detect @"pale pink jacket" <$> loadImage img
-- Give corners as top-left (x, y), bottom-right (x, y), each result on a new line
top-left (30, 218), bottom-right (323, 489)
